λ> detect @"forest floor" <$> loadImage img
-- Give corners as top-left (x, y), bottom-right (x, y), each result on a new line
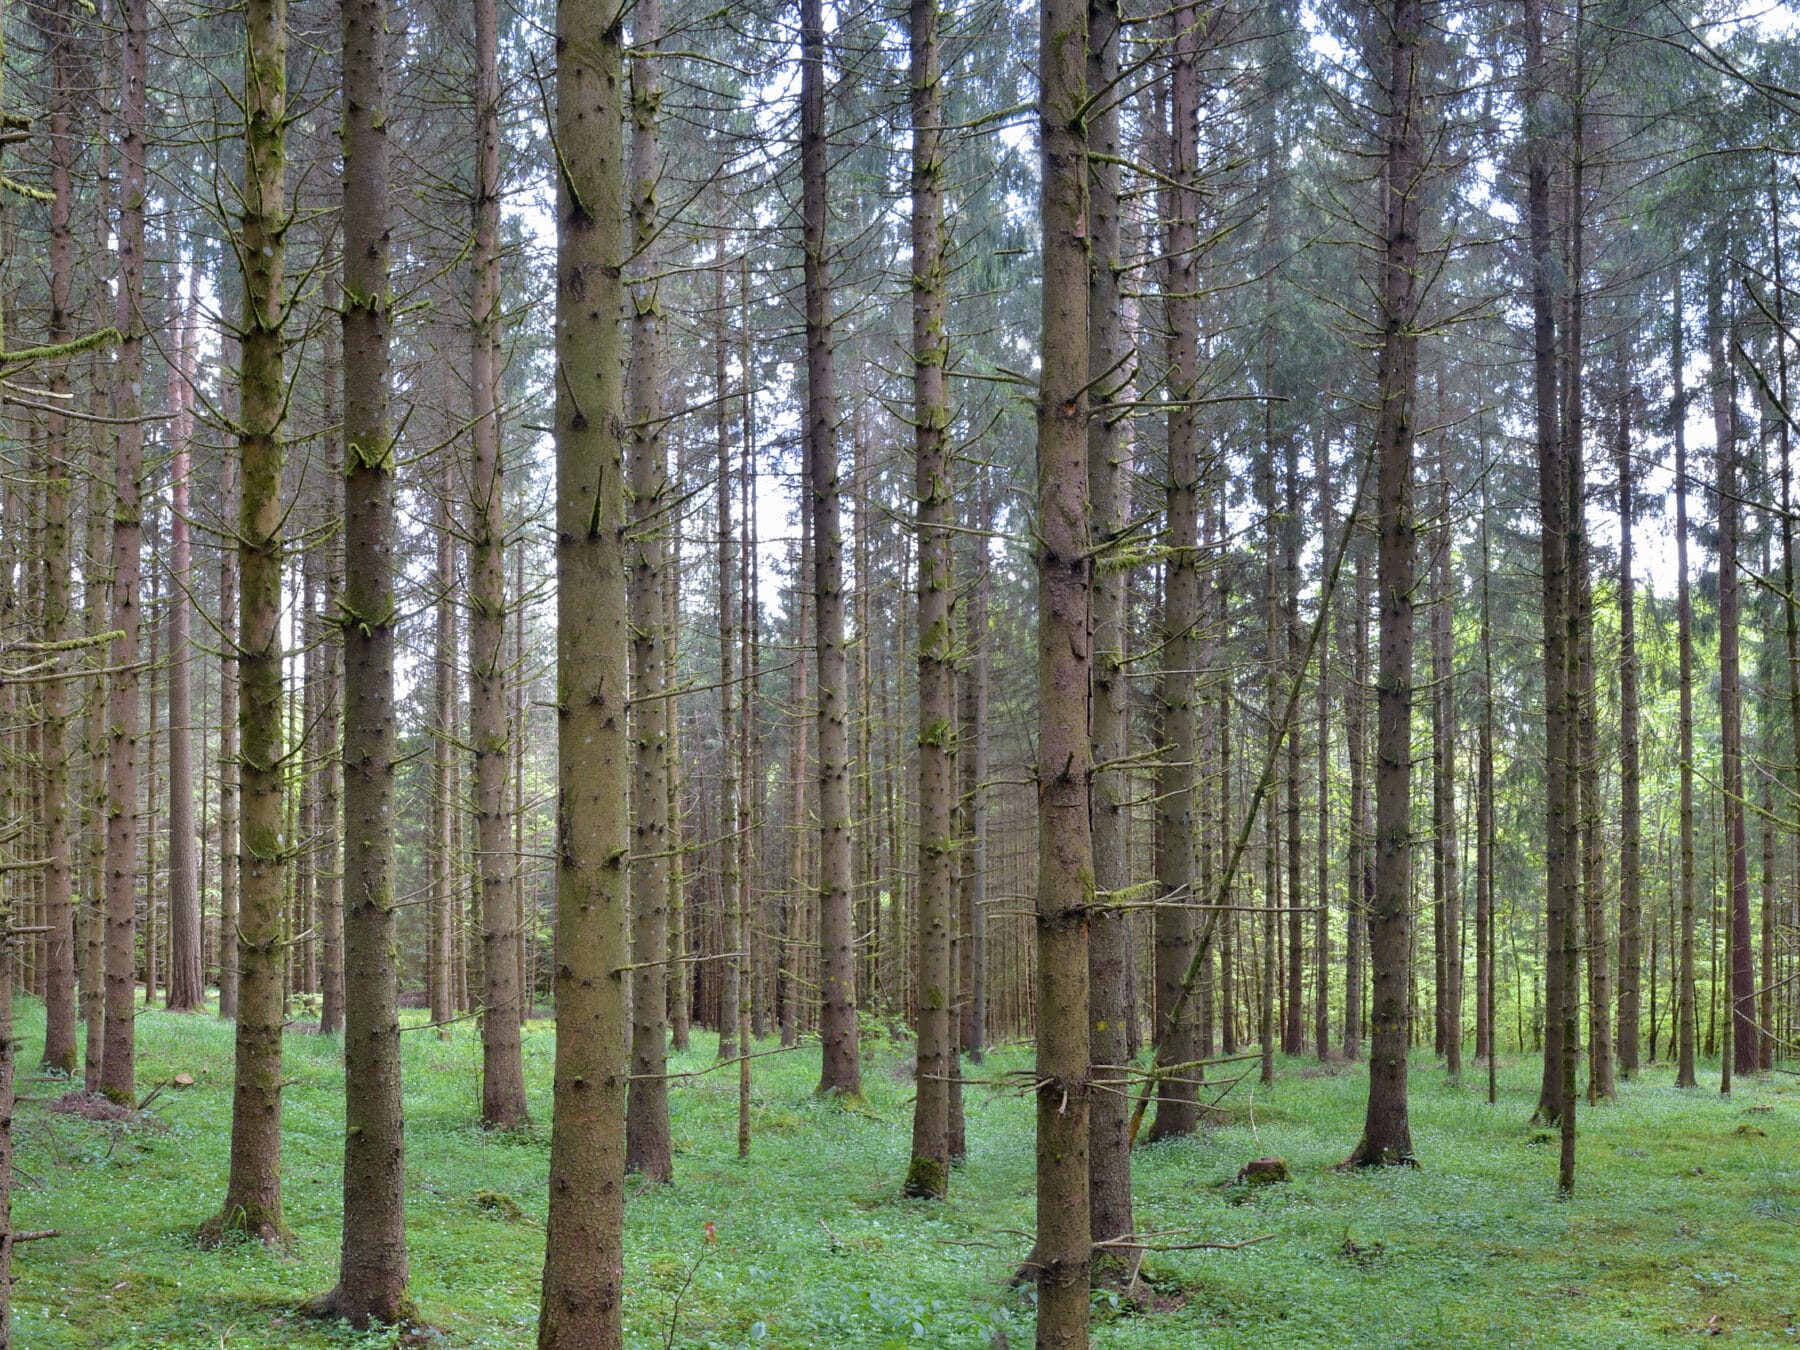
top-left (9, 999), bottom-right (1798, 1348)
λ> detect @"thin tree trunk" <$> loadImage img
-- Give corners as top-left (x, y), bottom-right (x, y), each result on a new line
top-left (469, 0), bottom-right (525, 1129)
top-left (804, 0), bottom-right (860, 1098)
top-left (1616, 360), bottom-right (1641, 1078)
top-left (165, 267), bottom-right (203, 1011)
top-left (1674, 269), bottom-right (1698, 1090)
top-left (38, 0), bottom-right (79, 1068)
top-left (904, 0), bottom-right (955, 1201)
top-left (430, 471), bottom-right (456, 1034)
top-left (1083, 0), bottom-right (1131, 1261)
top-left (317, 273), bottom-right (344, 1039)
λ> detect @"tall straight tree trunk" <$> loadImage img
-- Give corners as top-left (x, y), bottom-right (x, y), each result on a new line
top-left (470, 0), bottom-right (525, 1130)
top-left (1615, 362), bottom-right (1641, 1078)
top-left (201, 0), bottom-right (287, 1238)
top-left (959, 482), bottom-right (989, 1063)
top-left (1285, 429), bottom-right (1304, 1059)
top-left (1084, 0), bottom-right (1131, 1261)
top-left (38, 0), bottom-right (78, 1070)
top-left (1433, 436), bottom-right (1460, 1078)
top-left (1150, 0), bottom-right (1202, 1141)
top-left (1710, 261), bottom-right (1755, 1081)
top-left (100, 0), bottom-right (149, 1106)
top-left (166, 268), bottom-right (203, 1012)
top-left (1478, 461), bottom-right (1496, 1082)
top-left (1774, 162), bottom-right (1800, 1080)
top-left (1033, 0), bottom-right (1093, 1335)
top-left (317, 273), bottom-right (344, 1039)
top-left (429, 476), bottom-right (456, 1033)
top-left (536, 0), bottom-right (629, 1335)
top-left (624, 0), bottom-right (672, 1179)
top-left (804, 0), bottom-right (860, 1098)
top-left (1315, 428), bottom-right (1333, 1061)
top-left (1346, 0), bottom-right (1423, 1169)
top-left (904, 0), bottom-right (955, 1202)
top-left (1673, 269), bottom-right (1698, 1090)
top-left (1344, 534), bottom-right (1369, 1061)
top-left (320, 0), bottom-right (409, 1317)
top-left (780, 522), bottom-right (812, 1050)
top-left (84, 397), bottom-right (112, 1082)
top-left (715, 267), bottom-right (741, 1066)
top-left (1525, 0), bottom-right (1576, 1162)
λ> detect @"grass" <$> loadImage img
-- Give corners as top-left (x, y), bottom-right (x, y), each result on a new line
top-left (10, 998), bottom-right (1799, 1347)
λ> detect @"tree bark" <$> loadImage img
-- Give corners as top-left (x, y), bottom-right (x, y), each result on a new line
top-left (319, 0), bottom-right (410, 1317)
top-left (202, 0), bottom-right (288, 1238)
top-left (904, 0), bottom-right (955, 1201)
top-left (38, 0), bottom-right (79, 1069)
top-left (166, 267), bottom-right (203, 1012)
top-left (624, 0), bottom-right (671, 1178)
top-left (1673, 269), bottom-right (1698, 1090)
top-left (804, 0), bottom-right (860, 1098)
top-left (1033, 0), bottom-right (1092, 1337)
top-left (536, 0), bottom-right (629, 1336)
top-left (1346, 0), bottom-right (1423, 1168)
top-left (99, 0), bottom-right (149, 1107)
top-left (469, 0), bottom-right (525, 1130)
top-left (1615, 359), bottom-right (1641, 1078)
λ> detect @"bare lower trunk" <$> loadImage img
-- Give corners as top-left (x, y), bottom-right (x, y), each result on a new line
top-left (536, 0), bottom-right (629, 1336)
top-left (624, 0), bottom-right (671, 1178)
top-left (320, 0), bottom-right (410, 1319)
top-left (1033, 0), bottom-right (1093, 1338)
top-left (1347, 0), bottom-right (1423, 1169)
top-left (203, 0), bottom-right (288, 1239)
top-left (100, 0), bottom-right (149, 1107)
top-left (166, 273), bottom-right (203, 1012)
top-left (804, 0), bottom-right (860, 1098)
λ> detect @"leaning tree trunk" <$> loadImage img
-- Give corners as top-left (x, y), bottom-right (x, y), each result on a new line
top-left (803, 0), bottom-right (860, 1099)
top-left (99, 0), bottom-right (150, 1107)
top-left (1033, 0), bottom-right (1093, 1339)
top-left (1346, 0), bottom-right (1423, 1169)
top-left (624, 0), bottom-right (672, 1179)
top-left (201, 0), bottom-right (288, 1241)
top-left (904, 0), bottom-right (955, 1202)
top-left (319, 0), bottom-right (410, 1319)
top-left (536, 0), bottom-right (629, 1336)
top-left (470, 0), bottom-right (525, 1130)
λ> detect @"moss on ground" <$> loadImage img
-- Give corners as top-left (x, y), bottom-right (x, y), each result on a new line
top-left (10, 999), bottom-right (1797, 1347)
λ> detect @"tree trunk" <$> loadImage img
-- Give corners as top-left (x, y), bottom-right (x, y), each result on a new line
top-left (804, 0), bottom-right (860, 1099)
top-left (468, 0), bottom-right (525, 1130)
top-left (1615, 360), bottom-right (1641, 1079)
top-left (536, 0), bottom-right (629, 1335)
top-left (165, 268), bottom-right (203, 1012)
top-left (202, 0), bottom-right (288, 1238)
top-left (959, 484), bottom-right (989, 1064)
top-left (38, 0), bottom-right (79, 1069)
top-left (1150, 0), bottom-right (1202, 1141)
top-left (99, 0), bottom-right (149, 1107)
top-left (317, 273), bottom-right (344, 1039)
top-left (624, 0), bottom-right (671, 1178)
top-left (320, 0), bottom-right (410, 1317)
top-left (1346, 0), bottom-right (1423, 1169)
top-left (1710, 260), bottom-right (1755, 1082)
top-left (1082, 0), bottom-right (1132, 1260)
top-left (904, 0), bottom-right (955, 1201)
top-left (1673, 269), bottom-right (1698, 1090)
top-left (1034, 0), bottom-right (1093, 1337)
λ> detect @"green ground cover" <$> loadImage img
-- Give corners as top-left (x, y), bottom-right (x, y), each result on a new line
top-left (10, 1000), bottom-right (1797, 1347)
